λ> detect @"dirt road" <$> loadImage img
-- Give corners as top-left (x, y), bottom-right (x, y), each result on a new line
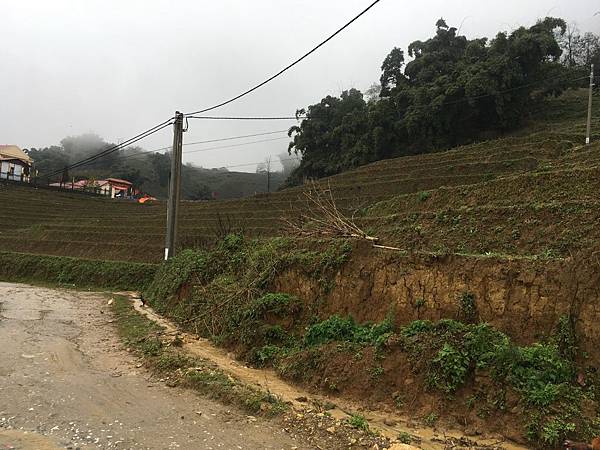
top-left (0, 282), bottom-right (304, 450)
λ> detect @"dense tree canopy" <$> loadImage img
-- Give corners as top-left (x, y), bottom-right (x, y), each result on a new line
top-left (286, 17), bottom-right (591, 185)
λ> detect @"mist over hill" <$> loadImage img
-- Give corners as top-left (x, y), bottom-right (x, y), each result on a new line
top-left (25, 135), bottom-right (290, 200)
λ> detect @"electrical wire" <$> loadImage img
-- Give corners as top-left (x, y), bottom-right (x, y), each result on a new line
top-left (183, 136), bottom-right (289, 155)
top-left (115, 131), bottom-right (292, 163)
top-left (186, 75), bottom-right (588, 122)
top-left (185, 129), bottom-right (289, 145)
top-left (216, 156), bottom-right (301, 170)
top-left (43, 118), bottom-right (175, 179)
top-left (187, 116), bottom-right (305, 120)
top-left (44, 72), bottom-right (588, 178)
top-left (183, 0), bottom-right (383, 116)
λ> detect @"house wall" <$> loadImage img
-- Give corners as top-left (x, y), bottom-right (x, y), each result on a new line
top-left (0, 160), bottom-right (29, 182)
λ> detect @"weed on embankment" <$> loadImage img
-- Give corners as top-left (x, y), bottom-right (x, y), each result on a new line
top-left (142, 235), bottom-right (600, 448)
top-left (110, 294), bottom-right (287, 417)
top-left (0, 251), bottom-right (156, 291)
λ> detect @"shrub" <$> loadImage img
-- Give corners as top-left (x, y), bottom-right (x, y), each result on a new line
top-left (347, 414), bottom-right (369, 432)
top-left (428, 343), bottom-right (470, 393)
top-left (304, 315), bottom-right (393, 347)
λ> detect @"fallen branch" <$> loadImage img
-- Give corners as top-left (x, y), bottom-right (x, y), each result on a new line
top-left (283, 180), bottom-right (379, 242)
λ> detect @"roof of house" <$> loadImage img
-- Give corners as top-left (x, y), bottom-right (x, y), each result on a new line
top-left (0, 145), bottom-right (33, 164)
top-left (105, 178), bottom-right (133, 186)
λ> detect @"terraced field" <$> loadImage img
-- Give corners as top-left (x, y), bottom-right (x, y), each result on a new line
top-left (1, 90), bottom-right (598, 263)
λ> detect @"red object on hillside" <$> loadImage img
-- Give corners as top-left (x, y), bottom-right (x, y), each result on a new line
top-left (138, 195), bottom-right (157, 204)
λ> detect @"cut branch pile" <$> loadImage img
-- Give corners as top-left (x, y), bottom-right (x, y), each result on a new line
top-left (283, 181), bottom-right (379, 242)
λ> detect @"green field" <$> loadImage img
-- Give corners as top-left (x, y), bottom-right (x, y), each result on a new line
top-left (1, 90), bottom-right (598, 263)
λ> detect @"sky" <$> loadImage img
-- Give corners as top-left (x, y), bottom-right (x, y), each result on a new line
top-left (2, 0), bottom-right (599, 172)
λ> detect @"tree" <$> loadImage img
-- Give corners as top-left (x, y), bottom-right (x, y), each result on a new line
top-left (380, 48), bottom-right (405, 96)
top-left (256, 156), bottom-right (273, 192)
top-left (558, 22), bottom-right (580, 67)
top-left (286, 17), bottom-right (577, 184)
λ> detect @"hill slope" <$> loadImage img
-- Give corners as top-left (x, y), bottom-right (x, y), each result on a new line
top-left (1, 90), bottom-right (598, 263)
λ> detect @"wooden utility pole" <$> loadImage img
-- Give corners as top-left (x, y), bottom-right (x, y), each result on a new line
top-left (586, 64), bottom-right (595, 145)
top-left (266, 156), bottom-right (271, 194)
top-left (164, 111), bottom-right (184, 260)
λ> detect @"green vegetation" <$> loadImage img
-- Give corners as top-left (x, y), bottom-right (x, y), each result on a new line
top-left (304, 315), bottom-right (393, 347)
top-left (347, 414), bottom-right (370, 432)
top-left (401, 318), bottom-right (600, 445)
top-left (0, 251), bottom-right (156, 290)
top-left (137, 234), bottom-right (600, 446)
top-left (423, 413), bottom-right (439, 427)
top-left (145, 235), bottom-right (352, 348)
top-left (2, 86), bottom-right (599, 265)
top-left (111, 294), bottom-right (287, 416)
top-left (397, 431), bottom-right (413, 444)
top-left (287, 17), bottom-right (593, 183)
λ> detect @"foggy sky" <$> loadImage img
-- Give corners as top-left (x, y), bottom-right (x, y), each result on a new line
top-left (2, 0), bottom-right (599, 172)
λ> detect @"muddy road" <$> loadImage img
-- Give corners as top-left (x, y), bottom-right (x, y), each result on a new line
top-left (0, 282), bottom-right (305, 450)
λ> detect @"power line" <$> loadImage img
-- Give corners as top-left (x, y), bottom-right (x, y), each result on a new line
top-left (188, 75), bottom-right (588, 124)
top-left (43, 0), bottom-right (384, 178)
top-left (187, 116), bottom-right (305, 120)
top-left (43, 118), bottom-right (174, 179)
top-left (183, 0), bottom-right (383, 116)
top-left (218, 155), bottom-right (301, 170)
top-left (43, 71), bottom-right (587, 178)
top-left (121, 129), bottom-right (290, 157)
top-left (183, 136), bottom-right (289, 155)
top-left (115, 131), bottom-right (292, 163)
top-left (185, 129), bottom-right (289, 145)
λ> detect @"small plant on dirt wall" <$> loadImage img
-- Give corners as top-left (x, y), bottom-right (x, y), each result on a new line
top-left (428, 343), bottom-right (470, 393)
top-left (417, 191), bottom-right (431, 202)
top-left (552, 315), bottom-right (578, 363)
top-left (347, 414), bottom-right (369, 432)
top-left (370, 366), bottom-right (384, 379)
top-left (414, 297), bottom-right (426, 309)
top-left (458, 291), bottom-right (477, 323)
top-left (423, 412), bottom-right (438, 426)
top-left (397, 431), bottom-right (413, 444)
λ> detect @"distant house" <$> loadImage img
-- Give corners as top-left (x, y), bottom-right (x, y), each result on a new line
top-left (102, 178), bottom-right (133, 198)
top-left (49, 177), bottom-right (133, 199)
top-left (0, 145), bottom-right (33, 182)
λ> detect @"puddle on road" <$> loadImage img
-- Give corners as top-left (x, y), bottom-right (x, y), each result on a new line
top-left (0, 430), bottom-right (62, 450)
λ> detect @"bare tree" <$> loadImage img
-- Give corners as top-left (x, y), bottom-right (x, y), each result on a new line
top-left (256, 156), bottom-right (272, 193)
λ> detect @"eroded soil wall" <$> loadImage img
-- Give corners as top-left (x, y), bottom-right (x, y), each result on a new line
top-left (274, 243), bottom-right (600, 359)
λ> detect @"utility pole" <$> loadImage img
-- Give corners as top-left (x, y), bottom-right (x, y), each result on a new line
top-left (164, 111), bottom-right (184, 260)
top-left (586, 64), bottom-right (594, 145)
top-left (266, 156), bottom-right (271, 194)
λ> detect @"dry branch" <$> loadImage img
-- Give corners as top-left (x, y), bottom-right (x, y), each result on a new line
top-left (283, 181), bottom-right (379, 242)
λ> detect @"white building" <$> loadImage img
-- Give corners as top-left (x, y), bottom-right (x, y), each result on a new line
top-left (0, 145), bottom-right (33, 182)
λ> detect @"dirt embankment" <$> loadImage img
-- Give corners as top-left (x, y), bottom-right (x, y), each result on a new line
top-left (274, 242), bottom-right (600, 360)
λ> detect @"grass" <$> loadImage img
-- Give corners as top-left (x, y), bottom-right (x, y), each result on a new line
top-left (0, 251), bottom-right (156, 291)
top-left (110, 294), bottom-right (288, 417)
